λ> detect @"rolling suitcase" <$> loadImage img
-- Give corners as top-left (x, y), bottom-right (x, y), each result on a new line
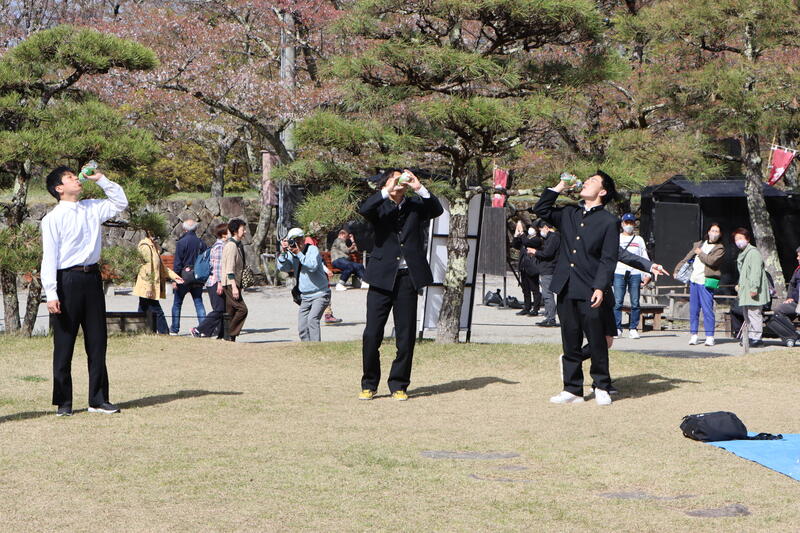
top-left (764, 314), bottom-right (800, 347)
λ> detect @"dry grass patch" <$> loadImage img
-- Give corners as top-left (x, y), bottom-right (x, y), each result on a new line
top-left (0, 335), bottom-right (798, 532)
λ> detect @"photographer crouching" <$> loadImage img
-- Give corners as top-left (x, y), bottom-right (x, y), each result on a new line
top-left (277, 228), bottom-right (331, 342)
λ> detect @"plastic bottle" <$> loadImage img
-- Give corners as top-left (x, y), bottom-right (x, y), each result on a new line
top-left (560, 172), bottom-right (582, 190)
top-left (78, 160), bottom-right (98, 182)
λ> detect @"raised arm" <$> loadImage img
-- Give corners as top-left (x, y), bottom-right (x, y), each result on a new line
top-left (86, 176), bottom-right (128, 223)
top-left (531, 188), bottom-right (564, 228)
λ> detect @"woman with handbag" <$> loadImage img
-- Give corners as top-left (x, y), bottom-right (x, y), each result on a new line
top-left (133, 230), bottom-right (185, 334)
top-left (673, 223), bottom-right (725, 346)
top-left (733, 228), bottom-right (770, 347)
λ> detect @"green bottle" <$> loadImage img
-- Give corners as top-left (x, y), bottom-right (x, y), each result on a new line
top-left (78, 160), bottom-right (98, 182)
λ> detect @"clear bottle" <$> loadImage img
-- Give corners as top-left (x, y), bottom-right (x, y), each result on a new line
top-left (560, 172), bottom-right (582, 190)
top-left (78, 160), bottom-right (98, 182)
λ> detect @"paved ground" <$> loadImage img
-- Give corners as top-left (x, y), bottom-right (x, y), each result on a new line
top-left (1, 275), bottom-right (785, 357)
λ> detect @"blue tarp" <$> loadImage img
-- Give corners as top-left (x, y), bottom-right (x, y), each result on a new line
top-left (708, 433), bottom-right (800, 481)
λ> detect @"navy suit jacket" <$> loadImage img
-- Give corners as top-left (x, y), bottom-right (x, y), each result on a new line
top-left (358, 190), bottom-right (444, 291)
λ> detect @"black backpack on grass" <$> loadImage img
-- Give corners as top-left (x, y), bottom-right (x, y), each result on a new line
top-left (680, 412), bottom-right (782, 442)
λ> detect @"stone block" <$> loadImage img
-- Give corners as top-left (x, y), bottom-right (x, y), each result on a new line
top-left (219, 197), bottom-right (245, 219)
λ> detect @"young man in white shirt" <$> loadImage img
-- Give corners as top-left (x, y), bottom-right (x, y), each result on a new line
top-left (41, 165), bottom-right (128, 416)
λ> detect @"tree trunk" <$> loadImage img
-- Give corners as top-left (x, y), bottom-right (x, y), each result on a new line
top-left (211, 158), bottom-right (225, 198)
top-left (741, 133), bottom-right (786, 297)
top-left (1, 269), bottom-right (20, 333)
top-left (436, 194), bottom-right (470, 344)
top-left (22, 276), bottom-right (42, 337)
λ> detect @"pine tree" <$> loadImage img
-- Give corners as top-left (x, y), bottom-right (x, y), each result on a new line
top-left (291, 0), bottom-right (624, 342)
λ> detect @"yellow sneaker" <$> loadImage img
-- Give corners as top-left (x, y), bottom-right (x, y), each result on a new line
top-left (391, 390), bottom-right (409, 401)
top-left (358, 389), bottom-right (376, 401)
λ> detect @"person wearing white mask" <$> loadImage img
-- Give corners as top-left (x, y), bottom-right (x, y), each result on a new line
top-left (674, 223), bottom-right (725, 346)
top-left (512, 220), bottom-right (543, 316)
top-left (612, 213), bottom-right (651, 339)
top-left (733, 228), bottom-right (770, 347)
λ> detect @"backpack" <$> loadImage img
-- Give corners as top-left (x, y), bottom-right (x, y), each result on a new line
top-left (680, 411), bottom-right (782, 442)
top-left (193, 247), bottom-right (213, 284)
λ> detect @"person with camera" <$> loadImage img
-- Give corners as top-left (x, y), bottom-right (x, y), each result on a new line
top-left (277, 228), bottom-right (331, 342)
top-left (512, 220), bottom-right (542, 316)
top-left (332, 228), bottom-right (368, 291)
top-left (358, 169), bottom-right (444, 401)
top-left (221, 218), bottom-right (249, 342)
top-left (533, 219), bottom-right (560, 327)
top-left (41, 164), bottom-right (128, 416)
top-left (532, 171), bottom-right (619, 406)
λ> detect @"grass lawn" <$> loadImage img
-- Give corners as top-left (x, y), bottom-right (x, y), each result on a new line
top-left (1, 335), bottom-right (798, 532)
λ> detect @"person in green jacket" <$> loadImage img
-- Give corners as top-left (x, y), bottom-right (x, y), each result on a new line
top-left (734, 228), bottom-right (770, 347)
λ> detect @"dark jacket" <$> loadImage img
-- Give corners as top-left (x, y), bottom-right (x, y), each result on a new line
top-left (174, 230), bottom-right (207, 277)
top-left (358, 190), bottom-right (444, 291)
top-left (788, 266), bottom-right (800, 302)
top-left (619, 247), bottom-right (652, 274)
top-left (512, 234), bottom-right (542, 276)
top-left (532, 188), bottom-right (619, 299)
top-left (536, 231), bottom-right (560, 276)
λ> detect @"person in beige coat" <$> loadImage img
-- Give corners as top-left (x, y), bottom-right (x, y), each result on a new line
top-left (220, 218), bottom-right (249, 341)
top-left (133, 231), bottom-right (184, 334)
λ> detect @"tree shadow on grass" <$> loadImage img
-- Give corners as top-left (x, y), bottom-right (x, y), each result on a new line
top-left (612, 374), bottom-right (700, 400)
top-left (0, 389), bottom-right (243, 425)
top-left (409, 377), bottom-right (520, 398)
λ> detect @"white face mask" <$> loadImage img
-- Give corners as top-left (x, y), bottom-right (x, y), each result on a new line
top-left (540, 229), bottom-right (548, 237)
top-left (527, 228), bottom-right (536, 236)
top-left (622, 224), bottom-right (634, 234)
top-left (735, 239), bottom-right (748, 250)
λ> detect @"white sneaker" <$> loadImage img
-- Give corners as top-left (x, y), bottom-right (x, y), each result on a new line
top-left (704, 337), bottom-right (715, 346)
top-left (549, 391), bottom-right (585, 404)
top-left (614, 329), bottom-right (622, 339)
top-left (689, 334), bottom-right (698, 345)
top-left (335, 282), bottom-right (348, 291)
top-left (628, 329), bottom-right (640, 339)
top-left (169, 331), bottom-right (179, 336)
top-left (360, 282), bottom-right (369, 289)
top-left (595, 389), bottom-right (612, 406)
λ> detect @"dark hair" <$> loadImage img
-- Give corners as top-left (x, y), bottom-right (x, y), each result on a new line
top-left (45, 166), bottom-right (73, 201)
top-left (228, 218), bottom-right (246, 235)
top-left (706, 222), bottom-right (722, 233)
top-left (732, 227), bottom-right (751, 242)
top-left (595, 169), bottom-right (617, 205)
top-left (214, 223), bottom-right (229, 239)
top-left (376, 168), bottom-right (402, 189)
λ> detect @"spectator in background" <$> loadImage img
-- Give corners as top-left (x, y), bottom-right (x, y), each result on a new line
top-left (332, 228), bottom-right (368, 291)
top-left (674, 223), bottom-right (725, 346)
top-left (734, 228), bottom-right (770, 347)
top-left (192, 223), bottom-right (229, 339)
top-left (612, 213), bottom-right (651, 339)
top-left (278, 228), bottom-right (331, 341)
top-left (134, 229), bottom-right (184, 334)
top-left (774, 246), bottom-right (800, 321)
top-left (534, 219), bottom-right (560, 327)
top-left (170, 219), bottom-right (207, 335)
top-left (512, 220), bottom-right (542, 316)
top-left (221, 218), bottom-right (249, 342)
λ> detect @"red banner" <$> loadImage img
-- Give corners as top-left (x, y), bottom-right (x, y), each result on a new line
top-left (491, 167), bottom-right (508, 208)
top-left (767, 147), bottom-right (796, 186)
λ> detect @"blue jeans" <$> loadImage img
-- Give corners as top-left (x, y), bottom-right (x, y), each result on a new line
top-left (332, 258), bottom-right (366, 283)
top-left (170, 283), bottom-right (207, 333)
top-left (138, 297), bottom-right (168, 334)
top-left (613, 273), bottom-right (641, 330)
top-left (689, 282), bottom-right (715, 336)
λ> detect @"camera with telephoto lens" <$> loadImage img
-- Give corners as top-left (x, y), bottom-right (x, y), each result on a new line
top-left (287, 238), bottom-right (299, 249)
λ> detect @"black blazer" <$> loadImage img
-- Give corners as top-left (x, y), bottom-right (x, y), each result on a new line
top-left (358, 190), bottom-right (444, 291)
top-left (512, 234), bottom-right (541, 276)
top-left (532, 188), bottom-right (619, 299)
top-left (536, 232), bottom-right (561, 276)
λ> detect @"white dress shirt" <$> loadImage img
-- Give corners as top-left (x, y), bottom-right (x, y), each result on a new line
top-left (380, 185), bottom-right (430, 269)
top-left (40, 177), bottom-right (128, 301)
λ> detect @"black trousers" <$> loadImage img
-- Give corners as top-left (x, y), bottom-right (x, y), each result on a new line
top-left (51, 269), bottom-right (110, 407)
top-left (197, 285), bottom-right (226, 338)
top-left (362, 270), bottom-right (418, 393)
top-left (520, 271), bottom-right (541, 311)
top-left (557, 293), bottom-right (612, 396)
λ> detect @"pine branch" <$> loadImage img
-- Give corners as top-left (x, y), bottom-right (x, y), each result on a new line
top-left (704, 152), bottom-right (742, 163)
top-left (700, 37), bottom-right (742, 55)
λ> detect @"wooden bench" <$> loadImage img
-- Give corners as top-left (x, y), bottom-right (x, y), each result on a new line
top-left (619, 303), bottom-right (665, 331)
top-left (320, 251), bottom-right (363, 274)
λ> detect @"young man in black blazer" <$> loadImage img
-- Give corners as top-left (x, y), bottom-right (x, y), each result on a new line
top-left (358, 169), bottom-right (444, 401)
top-left (533, 171), bottom-right (619, 406)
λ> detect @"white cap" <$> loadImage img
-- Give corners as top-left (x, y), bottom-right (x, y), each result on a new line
top-left (287, 227), bottom-right (305, 240)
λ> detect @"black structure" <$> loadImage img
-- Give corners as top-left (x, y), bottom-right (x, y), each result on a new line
top-left (640, 176), bottom-right (800, 293)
